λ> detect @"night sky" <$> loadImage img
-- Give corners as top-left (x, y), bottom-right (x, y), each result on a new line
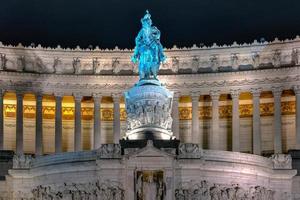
top-left (1, 0), bottom-right (300, 49)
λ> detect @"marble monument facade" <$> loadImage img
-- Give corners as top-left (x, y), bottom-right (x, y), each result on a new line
top-left (0, 32), bottom-right (300, 199)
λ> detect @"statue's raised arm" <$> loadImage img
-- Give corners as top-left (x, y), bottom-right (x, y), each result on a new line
top-left (132, 10), bottom-right (166, 80)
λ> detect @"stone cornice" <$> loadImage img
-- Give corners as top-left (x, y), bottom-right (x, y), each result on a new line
top-left (1, 66), bottom-right (300, 96)
top-left (1, 37), bottom-right (300, 75)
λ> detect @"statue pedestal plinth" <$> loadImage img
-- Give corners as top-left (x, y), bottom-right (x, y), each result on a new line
top-left (124, 79), bottom-right (174, 140)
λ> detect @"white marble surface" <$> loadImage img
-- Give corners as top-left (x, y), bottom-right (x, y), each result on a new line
top-left (1, 143), bottom-right (297, 199)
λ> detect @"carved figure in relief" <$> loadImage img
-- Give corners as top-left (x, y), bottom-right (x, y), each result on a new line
top-left (210, 55), bottom-right (219, 71)
top-left (191, 56), bottom-right (199, 73)
top-left (112, 58), bottom-right (121, 74)
top-left (136, 173), bottom-right (143, 199)
top-left (175, 189), bottom-right (185, 200)
top-left (31, 180), bottom-right (125, 200)
top-left (270, 153), bottom-right (292, 169)
top-left (231, 53), bottom-right (239, 70)
top-left (73, 57), bottom-right (81, 74)
top-left (172, 57), bottom-right (179, 73)
top-left (13, 154), bottom-right (33, 169)
top-left (210, 184), bottom-right (221, 200)
top-left (292, 48), bottom-right (299, 65)
top-left (272, 50), bottom-right (281, 67)
top-left (175, 180), bottom-right (275, 200)
top-left (0, 54), bottom-right (6, 70)
top-left (154, 101), bottom-right (162, 124)
top-left (131, 10), bottom-right (166, 80)
top-left (157, 178), bottom-right (166, 200)
top-left (136, 171), bottom-right (165, 200)
top-left (144, 174), bottom-right (157, 200)
top-left (252, 52), bottom-right (260, 68)
top-left (93, 58), bottom-right (101, 74)
top-left (54, 58), bottom-right (74, 74)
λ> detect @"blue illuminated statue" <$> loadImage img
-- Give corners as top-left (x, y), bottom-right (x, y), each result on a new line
top-left (132, 10), bottom-right (166, 80)
top-left (125, 10), bottom-right (174, 140)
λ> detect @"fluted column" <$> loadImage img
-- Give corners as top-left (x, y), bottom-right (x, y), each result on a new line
top-left (16, 91), bottom-right (24, 155)
top-left (0, 89), bottom-right (4, 150)
top-left (74, 93), bottom-right (82, 151)
top-left (272, 87), bottom-right (283, 154)
top-left (54, 93), bottom-right (63, 153)
top-left (231, 90), bottom-right (240, 152)
top-left (294, 86), bottom-right (300, 149)
top-left (112, 94), bottom-right (121, 144)
top-left (93, 93), bottom-right (102, 149)
top-left (251, 88), bottom-right (262, 155)
top-left (191, 92), bottom-right (201, 145)
top-left (35, 92), bottom-right (43, 156)
top-left (172, 92), bottom-right (180, 139)
top-left (210, 91), bottom-right (220, 150)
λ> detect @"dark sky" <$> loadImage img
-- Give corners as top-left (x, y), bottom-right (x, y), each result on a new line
top-left (1, 0), bottom-right (300, 49)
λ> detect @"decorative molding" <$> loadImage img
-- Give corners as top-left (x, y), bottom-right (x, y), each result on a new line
top-left (92, 92), bottom-right (102, 100)
top-left (2, 101), bottom-right (297, 121)
top-left (271, 86), bottom-right (283, 97)
top-left (209, 90), bottom-right (220, 100)
top-left (190, 91), bottom-right (201, 101)
top-left (250, 88), bottom-right (262, 97)
top-left (175, 180), bottom-right (275, 200)
top-left (97, 144), bottom-right (121, 159)
top-left (270, 154), bottom-right (292, 169)
top-left (30, 180), bottom-right (124, 200)
top-left (178, 143), bottom-right (203, 159)
top-left (13, 154), bottom-right (33, 169)
top-left (230, 89), bottom-right (240, 99)
top-left (0, 36), bottom-right (299, 77)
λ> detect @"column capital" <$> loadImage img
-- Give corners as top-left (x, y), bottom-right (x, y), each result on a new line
top-left (92, 93), bottom-right (102, 100)
top-left (0, 89), bottom-right (5, 97)
top-left (73, 93), bottom-right (83, 101)
top-left (173, 91), bottom-right (181, 101)
top-left (34, 91), bottom-right (43, 98)
top-left (230, 89), bottom-right (240, 99)
top-left (112, 93), bottom-right (122, 102)
top-left (271, 86), bottom-right (283, 97)
top-left (250, 88), bottom-right (262, 97)
top-left (209, 90), bottom-right (220, 100)
top-left (190, 91), bottom-right (201, 101)
top-left (54, 92), bottom-right (64, 98)
top-left (293, 85), bottom-right (300, 95)
top-left (15, 90), bottom-right (24, 98)
top-left (36, 93), bottom-right (43, 102)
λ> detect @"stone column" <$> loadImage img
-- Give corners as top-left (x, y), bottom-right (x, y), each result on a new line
top-left (191, 92), bottom-right (201, 145)
top-left (272, 87), bottom-right (283, 154)
top-left (112, 94), bottom-right (121, 144)
top-left (210, 91), bottom-right (220, 150)
top-left (172, 92), bottom-right (180, 139)
top-left (54, 93), bottom-right (63, 153)
top-left (35, 92), bottom-right (43, 156)
top-left (251, 88), bottom-right (262, 155)
top-left (16, 91), bottom-right (24, 155)
top-left (294, 86), bottom-right (300, 149)
top-left (0, 89), bottom-right (4, 150)
top-left (93, 93), bottom-right (102, 149)
top-left (231, 89), bottom-right (240, 152)
top-left (74, 93), bottom-right (82, 151)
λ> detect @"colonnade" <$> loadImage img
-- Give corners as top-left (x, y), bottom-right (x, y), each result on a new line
top-left (0, 87), bottom-right (300, 155)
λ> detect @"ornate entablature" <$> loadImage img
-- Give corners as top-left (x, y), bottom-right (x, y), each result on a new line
top-left (0, 38), bottom-right (300, 97)
top-left (0, 36), bottom-right (300, 75)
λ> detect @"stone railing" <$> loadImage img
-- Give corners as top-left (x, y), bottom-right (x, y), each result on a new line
top-left (202, 149), bottom-right (273, 169)
top-left (31, 150), bottom-right (97, 168)
top-left (1, 36), bottom-right (300, 75)
top-left (177, 144), bottom-right (274, 169)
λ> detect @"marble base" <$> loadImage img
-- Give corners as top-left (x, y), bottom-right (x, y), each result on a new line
top-left (0, 141), bottom-right (297, 200)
